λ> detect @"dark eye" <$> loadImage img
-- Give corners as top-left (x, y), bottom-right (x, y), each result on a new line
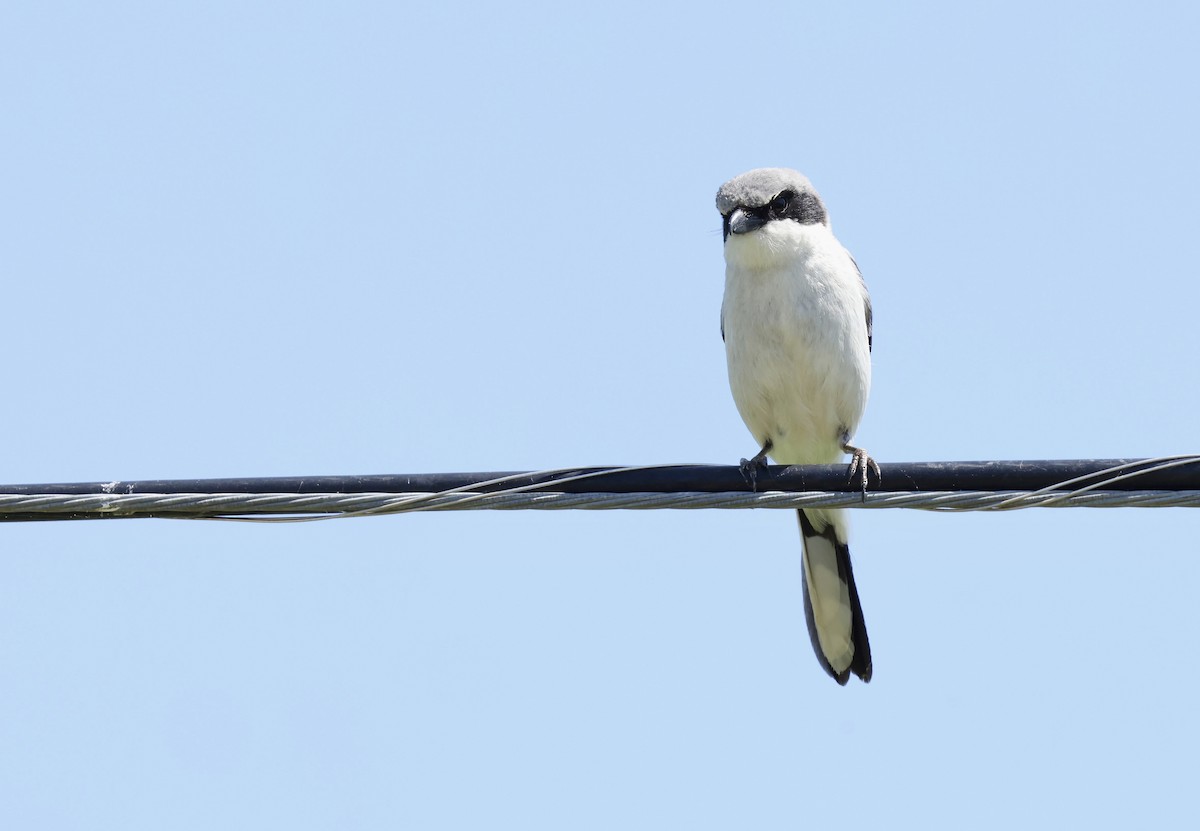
top-left (770, 191), bottom-right (793, 214)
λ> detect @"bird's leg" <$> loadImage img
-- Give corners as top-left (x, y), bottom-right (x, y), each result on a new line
top-left (842, 438), bottom-right (881, 501)
top-left (739, 438), bottom-right (773, 492)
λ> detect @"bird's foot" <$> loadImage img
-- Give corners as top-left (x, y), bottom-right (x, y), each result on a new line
top-left (844, 444), bottom-right (881, 502)
top-left (738, 440), bottom-right (773, 492)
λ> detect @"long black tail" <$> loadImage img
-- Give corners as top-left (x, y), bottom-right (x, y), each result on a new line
top-left (797, 509), bottom-right (872, 684)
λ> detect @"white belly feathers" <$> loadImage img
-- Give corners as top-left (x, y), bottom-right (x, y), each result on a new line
top-left (721, 225), bottom-right (870, 465)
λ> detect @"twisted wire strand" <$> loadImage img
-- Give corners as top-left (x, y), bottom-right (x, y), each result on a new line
top-left (0, 487), bottom-right (1197, 522)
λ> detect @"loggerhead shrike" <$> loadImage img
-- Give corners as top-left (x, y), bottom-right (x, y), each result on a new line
top-left (717, 168), bottom-right (878, 685)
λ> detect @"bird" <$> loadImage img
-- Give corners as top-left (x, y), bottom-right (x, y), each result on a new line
top-left (716, 167), bottom-right (877, 684)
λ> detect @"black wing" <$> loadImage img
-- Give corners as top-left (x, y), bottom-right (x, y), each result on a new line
top-left (850, 255), bottom-right (872, 353)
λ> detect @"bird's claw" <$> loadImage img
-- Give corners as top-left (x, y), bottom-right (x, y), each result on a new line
top-left (846, 448), bottom-right (881, 502)
top-left (739, 454), bottom-right (770, 492)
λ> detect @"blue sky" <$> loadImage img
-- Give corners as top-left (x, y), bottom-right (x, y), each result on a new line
top-left (2, 1), bottom-right (1199, 827)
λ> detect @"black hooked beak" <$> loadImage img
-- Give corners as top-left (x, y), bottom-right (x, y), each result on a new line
top-left (723, 206), bottom-right (767, 241)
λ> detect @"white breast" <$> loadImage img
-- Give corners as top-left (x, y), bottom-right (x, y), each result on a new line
top-left (721, 222), bottom-right (871, 465)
